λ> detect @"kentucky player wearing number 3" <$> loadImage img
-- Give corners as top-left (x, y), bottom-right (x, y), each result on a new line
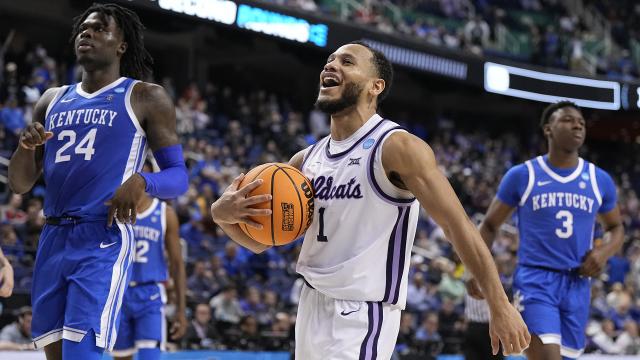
top-left (466, 101), bottom-right (624, 360)
top-left (7, 3), bottom-right (187, 360)
top-left (210, 41), bottom-right (530, 359)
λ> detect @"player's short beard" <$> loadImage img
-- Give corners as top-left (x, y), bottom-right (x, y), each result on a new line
top-left (315, 82), bottom-right (363, 115)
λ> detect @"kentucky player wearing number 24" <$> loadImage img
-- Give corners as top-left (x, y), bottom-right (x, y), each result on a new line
top-left (466, 101), bottom-right (625, 360)
top-left (7, 3), bottom-right (188, 360)
top-left (210, 41), bottom-right (530, 359)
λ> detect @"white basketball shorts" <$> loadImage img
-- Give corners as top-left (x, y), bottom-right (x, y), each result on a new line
top-left (295, 283), bottom-right (401, 360)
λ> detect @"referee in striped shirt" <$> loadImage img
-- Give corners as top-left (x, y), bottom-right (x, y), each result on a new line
top-left (463, 291), bottom-right (504, 359)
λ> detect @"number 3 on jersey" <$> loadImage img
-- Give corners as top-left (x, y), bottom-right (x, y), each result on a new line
top-left (555, 210), bottom-right (574, 239)
top-left (55, 129), bottom-right (97, 163)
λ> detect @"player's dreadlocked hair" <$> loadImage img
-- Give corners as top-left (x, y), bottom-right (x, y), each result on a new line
top-left (70, 3), bottom-right (153, 80)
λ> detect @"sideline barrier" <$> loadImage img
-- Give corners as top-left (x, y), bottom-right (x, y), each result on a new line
top-left (0, 351), bottom-right (290, 360)
top-left (0, 351), bottom-right (638, 359)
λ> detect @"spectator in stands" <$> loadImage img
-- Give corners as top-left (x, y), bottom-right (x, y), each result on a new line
top-left (0, 193), bottom-right (26, 225)
top-left (210, 285), bottom-right (244, 325)
top-left (0, 97), bottom-right (25, 148)
top-left (183, 303), bottom-right (219, 350)
top-left (463, 15), bottom-right (490, 54)
top-left (187, 260), bottom-right (216, 304)
top-left (395, 312), bottom-right (416, 356)
top-left (590, 318), bottom-right (640, 354)
top-left (0, 306), bottom-right (33, 350)
top-left (607, 249), bottom-right (631, 285)
top-left (226, 315), bottom-right (261, 350)
top-left (414, 312), bottom-right (443, 358)
top-left (262, 312), bottom-right (293, 351)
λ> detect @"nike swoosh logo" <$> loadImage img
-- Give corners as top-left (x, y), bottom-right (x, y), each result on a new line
top-left (150, 293), bottom-right (160, 301)
top-left (537, 181), bottom-right (552, 186)
top-left (340, 309), bottom-right (358, 316)
top-left (100, 241), bottom-right (118, 249)
top-left (60, 98), bottom-right (76, 103)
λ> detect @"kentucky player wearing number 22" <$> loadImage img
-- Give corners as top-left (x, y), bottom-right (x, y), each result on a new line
top-left (7, 3), bottom-right (188, 360)
top-left (467, 101), bottom-right (625, 360)
top-left (210, 41), bottom-right (530, 359)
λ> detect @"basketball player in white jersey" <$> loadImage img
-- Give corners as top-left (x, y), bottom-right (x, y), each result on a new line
top-left (210, 41), bottom-right (530, 359)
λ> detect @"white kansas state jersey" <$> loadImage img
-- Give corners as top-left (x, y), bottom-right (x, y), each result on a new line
top-left (297, 114), bottom-right (420, 309)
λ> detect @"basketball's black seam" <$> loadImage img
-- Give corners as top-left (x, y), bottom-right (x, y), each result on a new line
top-left (275, 164), bottom-right (305, 240)
top-left (270, 167), bottom-right (281, 247)
top-left (246, 163), bottom-right (274, 183)
top-left (243, 163), bottom-right (276, 242)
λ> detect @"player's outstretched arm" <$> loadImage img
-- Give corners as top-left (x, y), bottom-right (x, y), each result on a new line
top-left (466, 197), bottom-right (516, 299)
top-left (210, 173), bottom-right (273, 254)
top-left (0, 247), bottom-right (14, 298)
top-left (8, 87), bottom-right (58, 194)
top-left (382, 132), bottom-right (530, 355)
top-left (165, 205), bottom-right (188, 340)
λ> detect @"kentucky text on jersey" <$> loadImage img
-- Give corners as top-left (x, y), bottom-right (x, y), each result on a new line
top-left (132, 225), bottom-right (161, 242)
top-left (532, 192), bottom-right (595, 213)
top-left (47, 109), bottom-right (118, 130)
top-left (313, 176), bottom-right (363, 200)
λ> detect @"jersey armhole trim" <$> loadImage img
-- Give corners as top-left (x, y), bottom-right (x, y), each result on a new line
top-left (519, 160), bottom-right (535, 206)
top-left (367, 127), bottom-right (416, 206)
top-left (301, 136), bottom-right (329, 170)
top-left (44, 85), bottom-right (69, 119)
top-left (589, 163), bottom-right (603, 206)
top-left (160, 201), bottom-right (167, 249)
top-left (125, 80), bottom-right (146, 136)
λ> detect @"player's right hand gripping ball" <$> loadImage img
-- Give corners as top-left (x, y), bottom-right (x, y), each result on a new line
top-left (238, 163), bottom-right (314, 246)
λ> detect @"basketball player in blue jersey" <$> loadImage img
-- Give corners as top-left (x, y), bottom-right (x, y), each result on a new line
top-left (112, 163), bottom-right (187, 360)
top-left (467, 101), bottom-right (625, 360)
top-left (7, 3), bottom-right (188, 360)
top-left (211, 41), bottom-right (530, 359)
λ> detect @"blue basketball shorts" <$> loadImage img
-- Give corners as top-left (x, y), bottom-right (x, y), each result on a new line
top-left (31, 221), bottom-right (135, 351)
top-left (513, 265), bottom-right (591, 359)
top-left (111, 282), bottom-right (167, 356)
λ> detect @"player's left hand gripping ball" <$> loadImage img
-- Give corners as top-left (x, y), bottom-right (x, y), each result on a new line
top-left (106, 173), bottom-right (147, 226)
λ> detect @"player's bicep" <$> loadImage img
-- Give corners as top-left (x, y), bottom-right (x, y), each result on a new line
top-left (138, 83), bottom-right (180, 151)
top-left (598, 206), bottom-right (623, 230)
top-left (288, 149), bottom-right (306, 170)
top-left (382, 133), bottom-right (469, 229)
top-left (482, 197), bottom-right (516, 231)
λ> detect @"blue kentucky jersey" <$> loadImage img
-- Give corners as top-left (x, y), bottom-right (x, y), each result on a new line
top-left (497, 156), bottom-right (617, 270)
top-left (131, 198), bottom-right (168, 283)
top-left (43, 77), bottom-right (147, 218)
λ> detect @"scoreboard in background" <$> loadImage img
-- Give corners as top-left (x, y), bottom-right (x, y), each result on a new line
top-left (131, 0), bottom-right (329, 47)
top-left (122, 0), bottom-right (640, 112)
top-left (484, 62), bottom-right (621, 111)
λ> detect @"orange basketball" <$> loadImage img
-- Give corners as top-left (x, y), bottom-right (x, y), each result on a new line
top-left (238, 163), bottom-right (314, 246)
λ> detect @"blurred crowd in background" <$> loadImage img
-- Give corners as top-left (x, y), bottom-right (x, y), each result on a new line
top-left (268, 0), bottom-right (640, 81)
top-left (2, 1), bottom-right (640, 357)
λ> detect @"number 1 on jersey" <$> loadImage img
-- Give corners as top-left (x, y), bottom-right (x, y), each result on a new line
top-left (317, 207), bottom-right (328, 242)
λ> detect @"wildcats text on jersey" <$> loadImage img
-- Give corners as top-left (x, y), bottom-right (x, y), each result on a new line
top-left (532, 192), bottom-right (595, 213)
top-left (48, 109), bottom-right (118, 130)
top-left (313, 176), bottom-right (363, 200)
